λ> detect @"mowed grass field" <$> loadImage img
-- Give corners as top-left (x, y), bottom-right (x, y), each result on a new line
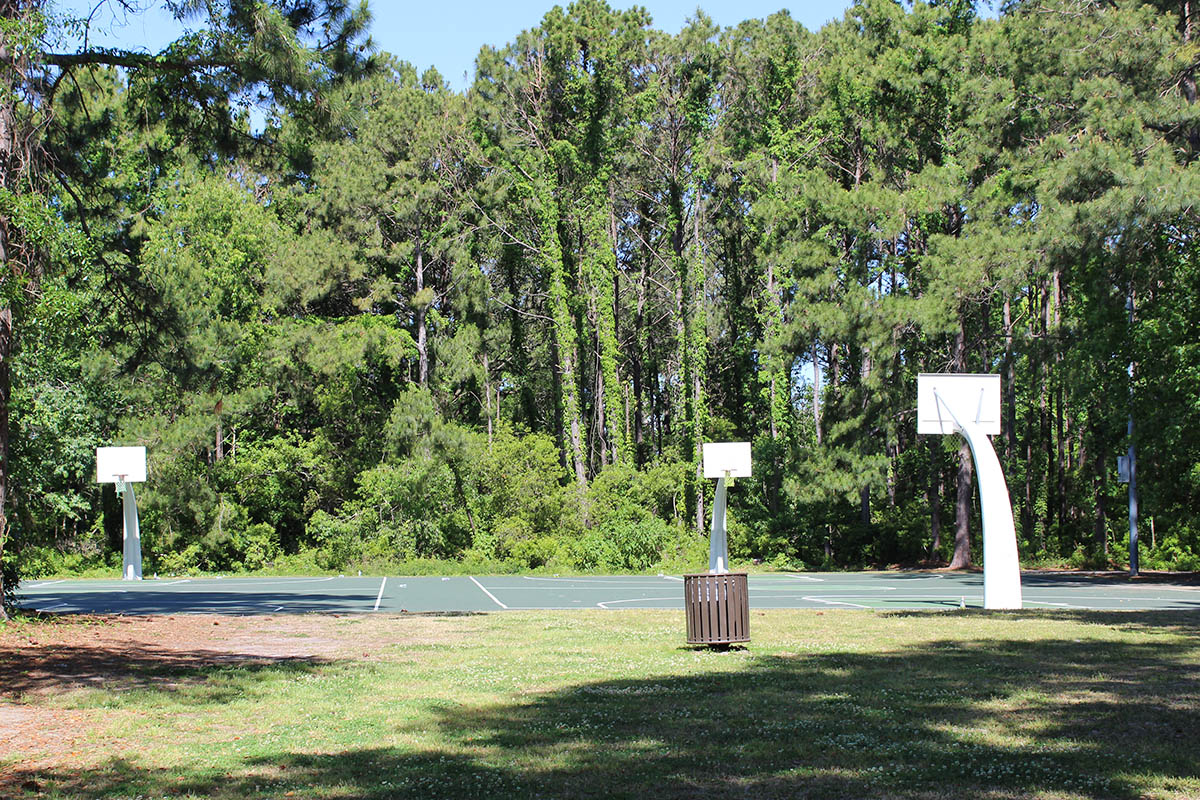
top-left (2, 609), bottom-right (1198, 799)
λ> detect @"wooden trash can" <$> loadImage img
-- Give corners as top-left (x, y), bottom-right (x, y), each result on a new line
top-left (684, 572), bottom-right (749, 645)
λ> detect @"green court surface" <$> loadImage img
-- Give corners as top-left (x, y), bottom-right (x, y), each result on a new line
top-left (14, 571), bottom-right (1200, 615)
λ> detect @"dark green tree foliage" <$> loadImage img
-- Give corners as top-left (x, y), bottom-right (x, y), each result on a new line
top-left (0, 0), bottom-right (373, 601)
top-left (5, 0), bottom-right (1200, 598)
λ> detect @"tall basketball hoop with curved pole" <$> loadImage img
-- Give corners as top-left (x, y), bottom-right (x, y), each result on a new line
top-left (918, 374), bottom-right (1022, 610)
top-left (702, 442), bottom-right (752, 573)
top-left (96, 447), bottom-right (147, 581)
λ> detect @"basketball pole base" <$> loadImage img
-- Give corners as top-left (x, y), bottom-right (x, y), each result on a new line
top-left (121, 481), bottom-right (143, 581)
top-left (958, 423), bottom-right (1022, 609)
top-left (709, 478), bottom-right (728, 573)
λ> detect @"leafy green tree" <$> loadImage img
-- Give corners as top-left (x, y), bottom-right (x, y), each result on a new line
top-left (0, 0), bottom-right (371, 609)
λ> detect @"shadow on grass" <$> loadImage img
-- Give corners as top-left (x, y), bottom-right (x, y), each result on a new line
top-left (14, 589), bottom-right (380, 614)
top-left (0, 641), bottom-right (326, 701)
top-left (7, 615), bottom-right (1200, 799)
top-left (883, 608), bottom-right (1200, 634)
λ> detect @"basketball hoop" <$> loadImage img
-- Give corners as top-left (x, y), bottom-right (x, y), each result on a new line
top-left (701, 442), bottom-right (752, 574)
top-left (96, 447), bottom-right (147, 581)
top-left (917, 374), bottom-right (1022, 609)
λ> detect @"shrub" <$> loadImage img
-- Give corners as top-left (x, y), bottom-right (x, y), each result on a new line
top-left (307, 508), bottom-right (368, 570)
top-left (233, 522), bottom-right (281, 571)
top-left (1146, 533), bottom-right (1200, 572)
top-left (158, 543), bottom-right (203, 575)
top-left (15, 545), bottom-right (106, 578)
top-left (1, 549), bottom-right (18, 612)
top-left (510, 535), bottom-right (563, 570)
top-left (476, 428), bottom-right (572, 538)
top-left (573, 517), bottom-right (673, 572)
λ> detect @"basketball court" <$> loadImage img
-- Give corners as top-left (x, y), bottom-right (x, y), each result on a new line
top-left (15, 571), bottom-right (1200, 615)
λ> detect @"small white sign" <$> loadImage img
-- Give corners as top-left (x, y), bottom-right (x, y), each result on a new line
top-left (96, 446), bottom-right (147, 484)
top-left (703, 442), bottom-right (752, 479)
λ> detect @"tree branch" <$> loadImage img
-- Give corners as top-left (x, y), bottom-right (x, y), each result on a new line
top-left (42, 49), bottom-right (233, 73)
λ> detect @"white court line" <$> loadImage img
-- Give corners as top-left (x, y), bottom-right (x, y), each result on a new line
top-left (804, 596), bottom-right (870, 609)
top-left (753, 593), bottom-right (968, 600)
top-left (470, 576), bottom-right (508, 609)
top-left (37, 603), bottom-right (73, 612)
top-left (783, 574), bottom-right (826, 582)
top-left (752, 586), bottom-right (897, 593)
top-left (26, 579), bottom-right (66, 588)
top-left (506, 605), bottom-right (678, 610)
top-left (1023, 600), bottom-right (1091, 609)
top-left (161, 579), bottom-right (191, 586)
top-left (598, 596), bottom-right (681, 608)
top-left (373, 577), bottom-right (387, 611)
top-left (1018, 593), bottom-right (1200, 603)
top-left (183, 576), bottom-right (338, 588)
top-left (520, 576), bottom-right (664, 584)
top-left (661, 575), bottom-right (684, 582)
top-left (746, 592), bottom-right (886, 598)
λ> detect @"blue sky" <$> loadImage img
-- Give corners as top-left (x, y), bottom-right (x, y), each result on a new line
top-left (54, 1), bottom-right (856, 90)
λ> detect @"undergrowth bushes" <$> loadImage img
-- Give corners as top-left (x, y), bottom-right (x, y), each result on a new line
top-left (85, 425), bottom-right (718, 577)
top-left (19, 421), bottom-right (1195, 580)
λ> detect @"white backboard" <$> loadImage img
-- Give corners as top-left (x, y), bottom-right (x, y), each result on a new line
top-left (96, 446), bottom-right (147, 484)
top-left (917, 373), bottom-right (1001, 435)
top-left (703, 442), bottom-right (752, 479)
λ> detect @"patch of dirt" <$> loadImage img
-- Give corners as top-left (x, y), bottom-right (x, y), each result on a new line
top-left (0, 703), bottom-right (90, 779)
top-left (0, 613), bottom-right (470, 697)
top-left (0, 612), bottom-right (471, 788)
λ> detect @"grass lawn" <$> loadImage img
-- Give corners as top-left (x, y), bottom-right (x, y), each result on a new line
top-left (2, 609), bottom-right (1198, 799)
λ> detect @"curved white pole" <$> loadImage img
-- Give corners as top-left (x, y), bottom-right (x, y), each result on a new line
top-left (122, 482), bottom-right (143, 581)
top-left (709, 477), bottom-right (729, 574)
top-left (935, 392), bottom-right (1022, 609)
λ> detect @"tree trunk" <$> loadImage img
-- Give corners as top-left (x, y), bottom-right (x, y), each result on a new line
top-left (632, 330), bottom-right (645, 465)
top-left (886, 440), bottom-right (896, 507)
top-left (604, 200), bottom-right (624, 464)
top-left (812, 342), bottom-right (822, 444)
top-left (214, 397), bottom-right (224, 460)
top-left (950, 320), bottom-right (972, 569)
top-left (549, 333), bottom-right (567, 472)
top-left (950, 439), bottom-right (974, 569)
top-left (415, 239), bottom-right (428, 386)
top-left (1094, 437), bottom-right (1108, 559)
top-left (1183, 0), bottom-right (1198, 148)
top-left (483, 352), bottom-right (493, 449)
top-left (1003, 297), bottom-right (1016, 461)
top-left (928, 437), bottom-right (942, 560)
top-left (1, 9), bottom-right (24, 617)
top-left (0, 306), bottom-right (10, 618)
top-left (633, 203), bottom-right (649, 466)
top-left (1052, 270), bottom-right (1068, 549)
top-left (763, 254), bottom-right (783, 441)
top-left (537, 171), bottom-right (587, 496)
top-left (503, 245), bottom-right (537, 428)
top-left (695, 195), bottom-right (708, 534)
top-left (1040, 278), bottom-right (1051, 554)
top-left (594, 347), bottom-right (608, 470)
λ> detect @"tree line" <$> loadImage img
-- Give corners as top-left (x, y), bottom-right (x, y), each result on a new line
top-left (3, 0), bottom-right (1199, 606)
